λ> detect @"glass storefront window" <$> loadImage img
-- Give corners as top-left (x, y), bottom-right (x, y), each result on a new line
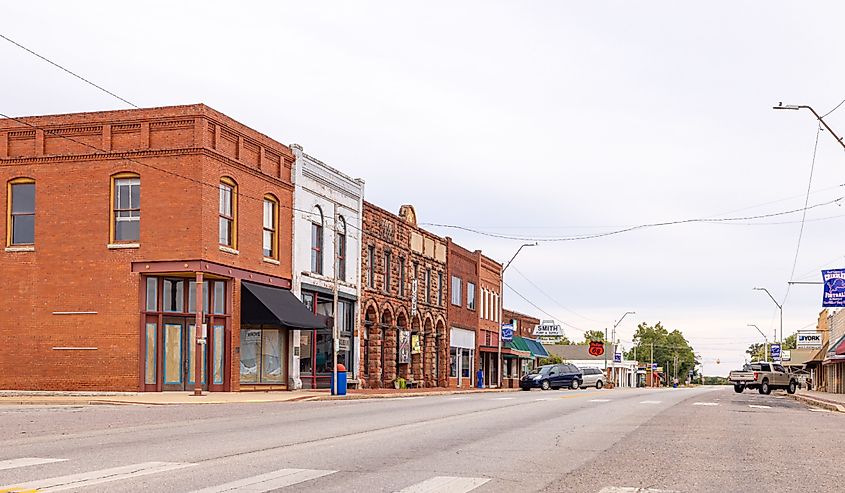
top-left (461, 349), bottom-right (472, 379)
top-left (146, 278), bottom-right (157, 312)
top-left (188, 281), bottom-right (210, 314)
top-left (213, 325), bottom-right (224, 385)
top-left (261, 330), bottom-right (284, 383)
top-left (163, 279), bottom-right (183, 313)
top-left (300, 331), bottom-right (313, 374)
top-left (450, 347), bottom-right (458, 378)
top-left (144, 323), bottom-right (156, 384)
top-left (315, 331), bottom-right (332, 373)
top-left (213, 282), bottom-right (225, 314)
top-left (240, 329), bottom-right (261, 384)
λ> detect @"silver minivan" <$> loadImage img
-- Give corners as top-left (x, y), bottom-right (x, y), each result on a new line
top-left (579, 367), bottom-right (605, 389)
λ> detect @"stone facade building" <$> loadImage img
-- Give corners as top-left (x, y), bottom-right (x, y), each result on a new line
top-left (359, 202), bottom-right (448, 388)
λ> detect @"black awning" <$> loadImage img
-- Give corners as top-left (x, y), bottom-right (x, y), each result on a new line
top-left (241, 281), bottom-right (329, 329)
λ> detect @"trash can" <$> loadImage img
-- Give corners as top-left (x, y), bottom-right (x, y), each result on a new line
top-left (331, 363), bottom-right (347, 396)
top-left (476, 368), bottom-right (484, 389)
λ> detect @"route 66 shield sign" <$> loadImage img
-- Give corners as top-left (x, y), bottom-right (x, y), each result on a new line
top-left (588, 341), bottom-right (605, 357)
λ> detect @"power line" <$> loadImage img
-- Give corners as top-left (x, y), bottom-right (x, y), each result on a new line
top-left (0, 33), bottom-right (138, 109)
top-left (822, 97), bottom-right (845, 119)
top-left (423, 196), bottom-right (845, 243)
top-left (783, 124), bottom-right (823, 305)
top-left (502, 280), bottom-right (586, 335)
top-left (508, 266), bottom-right (607, 325)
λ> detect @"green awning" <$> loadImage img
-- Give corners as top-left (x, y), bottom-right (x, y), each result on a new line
top-left (524, 337), bottom-right (549, 358)
top-left (506, 336), bottom-right (532, 352)
top-left (504, 336), bottom-right (549, 358)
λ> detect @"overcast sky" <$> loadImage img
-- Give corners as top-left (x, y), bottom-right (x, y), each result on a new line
top-left (4, 1), bottom-right (845, 376)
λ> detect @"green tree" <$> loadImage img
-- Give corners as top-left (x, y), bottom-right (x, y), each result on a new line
top-left (538, 354), bottom-right (562, 365)
top-left (624, 322), bottom-right (696, 384)
top-left (745, 332), bottom-right (797, 361)
top-left (579, 329), bottom-right (606, 344)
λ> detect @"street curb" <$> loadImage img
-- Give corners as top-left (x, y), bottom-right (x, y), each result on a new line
top-left (788, 393), bottom-right (845, 413)
top-left (308, 388), bottom-right (521, 402)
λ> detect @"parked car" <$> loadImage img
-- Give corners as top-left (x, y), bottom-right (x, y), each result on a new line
top-left (578, 367), bottom-right (605, 389)
top-left (520, 364), bottom-right (583, 391)
top-left (727, 361), bottom-right (798, 395)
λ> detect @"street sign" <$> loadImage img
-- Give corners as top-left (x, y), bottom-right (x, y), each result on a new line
top-left (782, 350), bottom-right (791, 362)
top-left (501, 323), bottom-right (514, 342)
top-left (651, 363), bottom-right (658, 370)
top-left (770, 343), bottom-right (781, 360)
top-left (613, 352), bottom-right (622, 363)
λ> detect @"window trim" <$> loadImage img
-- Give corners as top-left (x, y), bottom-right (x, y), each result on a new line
top-left (336, 216), bottom-right (346, 281)
top-left (451, 276), bottom-right (462, 306)
top-left (262, 194), bottom-right (279, 260)
top-left (218, 177), bottom-right (238, 249)
top-left (7, 177), bottom-right (35, 247)
top-left (311, 205), bottom-right (324, 275)
top-left (109, 172), bottom-right (140, 244)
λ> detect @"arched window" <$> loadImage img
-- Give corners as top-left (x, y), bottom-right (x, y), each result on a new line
top-left (336, 215), bottom-right (347, 280)
top-left (7, 177), bottom-right (35, 246)
top-left (219, 177), bottom-right (238, 249)
top-left (310, 205), bottom-right (324, 274)
top-left (263, 194), bottom-right (279, 259)
top-left (110, 172), bottom-right (140, 243)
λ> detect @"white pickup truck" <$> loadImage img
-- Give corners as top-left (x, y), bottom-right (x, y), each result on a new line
top-left (728, 361), bottom-right (798, 395)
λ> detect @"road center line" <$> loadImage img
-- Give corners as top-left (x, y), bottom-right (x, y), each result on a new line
top-left (590, 399), bottom-right (611, 403)
top-left (639, 400), bottom-right (662, 404)
top-left (692, 402), bottom-right (719, 406)
top-left (395, 475), bottom-right (490, 493)
top-left (748, 404), bottom-right (771, 409)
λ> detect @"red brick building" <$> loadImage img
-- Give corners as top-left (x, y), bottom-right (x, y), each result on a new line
top-left (445, 239), bottom-right (480, 388)
top-left (0, 104), bottom-right (325, 392)
top-left (359, 202), bottom-right (448, 388)
top-left (503, 309), bottom-right (540, 339)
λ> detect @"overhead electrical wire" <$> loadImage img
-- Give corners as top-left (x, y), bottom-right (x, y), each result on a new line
top-left (508, 266), bottom-right (608, 325)
top-left (822, 97), bottom-right (845, 119)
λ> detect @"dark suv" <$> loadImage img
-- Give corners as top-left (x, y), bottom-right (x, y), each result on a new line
top-left (520, 364), bottom-right (583, 391)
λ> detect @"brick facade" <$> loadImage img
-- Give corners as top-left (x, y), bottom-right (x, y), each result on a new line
top-left (503, 309), bottom-right (540, 339)
top-left (359, 202), bottom-right (448, 388)
top-left (0, 104), bottom-right (298, 391)
top-left (445, 239), bottom-right (480, 388)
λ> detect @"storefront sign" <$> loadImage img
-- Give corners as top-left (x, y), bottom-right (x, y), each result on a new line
top-left (533, 320), bottom-right (563, 337)
top-left (338, 337), bottom-right (350, 352)
top-left (411, 334), bottom-right (421, 354)
top-left (782, 350), bottom-right (791, 362)
top-left (797, 332), bottom-right (823, 348)
top-left (822, 269), bottom-right (845, 307)
top-left (588, 341), bottom-right (605, 357)
top-left (399, 330), bottom-right (411, 363)
top-left (614, 352), bottom-right (622, 363)
top-left (771, 343), bottom-right (781, 360)
top-left (411, 279), bottom-right (418, 316)
top-left (501, 323), bottom-right (514, 342)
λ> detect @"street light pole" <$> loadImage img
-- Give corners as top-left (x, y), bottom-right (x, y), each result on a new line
top-left (773, 103), bottom-right (845, 151)
top-left (498, 242), bottom-right (537, 388)
top-left (748, 324), bottom-right (768, 362)
top-left (753, 287), bottom-right (783, 360)
top-left (611, 311), bottom-right (635, 387)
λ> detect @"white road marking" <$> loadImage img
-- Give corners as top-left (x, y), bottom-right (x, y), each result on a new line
top-left (534, 398), bottom-right (550, 401)
top-left (448, 397), bottom-right (468, 400)
top-left (639, 400), bottom-right (662, 404)
top-left (748, 404), bottom-right (771, 409)
top-left (692, 402), bottom-right (719, 406)
top-left (809, 408), bottom-right (832, 413)
top-left (492, 397), bottom-right (514, 400)
top-left (590, 399), bottom-right (611, 403)
top-left (0, 462), bottom-right (193, 492)
top-left (599, 487), bottom-right (679, 493)
top-left (0, 457), bottom-right (66, 471)
top-left (190, 468), bottom-right (337, 492)
top-left (396, 476), bottom-right (491, 493)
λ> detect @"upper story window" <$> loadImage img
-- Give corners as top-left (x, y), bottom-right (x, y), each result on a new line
top-left (336, 216), bottom-right (346, 281)
top-left (263, 195), bottom-right (278, 259)
top-left (398, 257), bottom-right (406, 297)
top-left (219, 177), bottom-right (237, 248)
top-left (311, 206), bottom-right (324, 274)
top-left (367, 245), bottom-right (376, 288)
top-left (111, 173), bottom-right (140, 243)
top-left (451, 276), bottom-right (462, 306)
top-left (7, 178), bottom-right (35, 246)
top-left (467, 282), bottom-right (476, 310)
top-left (384, 251), bottom-right (392, 293)
top-left (425, 268), bottom-right (432, 304)
top-left (438, 271), bottom-right (444, 306)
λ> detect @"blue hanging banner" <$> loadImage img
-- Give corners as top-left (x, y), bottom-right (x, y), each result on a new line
top-left (501, 324), bottom-right (514, 342)
top-left (822, 269), bottom-right (845, 307)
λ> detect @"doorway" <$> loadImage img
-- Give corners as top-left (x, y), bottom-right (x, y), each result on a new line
top-left (162, 318), bottom-right (207, 391)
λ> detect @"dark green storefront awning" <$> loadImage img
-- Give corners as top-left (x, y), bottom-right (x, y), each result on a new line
top-left (524, 337), bottom-right (549, 358)
top-left (504, 336), bottom-right (549, 358)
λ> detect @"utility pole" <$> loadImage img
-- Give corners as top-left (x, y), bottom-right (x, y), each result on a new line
top-left (611, 311), bottom-right (635, 389)
top-left (498, 242), bottom-right (537, 388)
top-left (650, 341), bottom-right (654, 388)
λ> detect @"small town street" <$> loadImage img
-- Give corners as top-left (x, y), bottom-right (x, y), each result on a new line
top-left (0, 387), bottom-right (840, 492)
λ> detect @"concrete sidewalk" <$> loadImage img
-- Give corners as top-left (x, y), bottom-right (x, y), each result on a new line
top-left (0, 386), bottom-right (520, 406)
top-left (788, 389), bottom-right (845, 412)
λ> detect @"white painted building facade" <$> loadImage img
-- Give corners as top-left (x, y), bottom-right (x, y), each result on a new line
top-left (289, 144), bottom-right (364, 390)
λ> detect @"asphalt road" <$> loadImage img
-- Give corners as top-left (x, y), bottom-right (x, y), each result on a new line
top-left (0, 386), bottom-right (840, 492)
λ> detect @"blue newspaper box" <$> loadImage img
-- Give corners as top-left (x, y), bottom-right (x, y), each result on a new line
top-left (331, 364), bottom-right (347, 396)
top-left (476, 368), bottom-right (484, 389)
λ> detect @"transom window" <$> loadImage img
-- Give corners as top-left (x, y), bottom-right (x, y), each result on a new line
top-left (7, 178), bottom-right (35, 246)
top-left (112, 173), bottom-right (140, 242)
top-left (219, 177), bottom-right (237, 248)
top-left (263, 195), bottom-right (278, 259)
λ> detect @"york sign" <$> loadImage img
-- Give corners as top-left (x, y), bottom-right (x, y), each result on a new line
top-left (797, 332), bottom-right (822, 348)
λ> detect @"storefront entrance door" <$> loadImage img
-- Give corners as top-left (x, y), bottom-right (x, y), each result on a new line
top-left (162, 319), bottom-right (207, 391)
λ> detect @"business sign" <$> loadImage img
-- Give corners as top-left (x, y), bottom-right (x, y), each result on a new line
top-left (823, 269), bottom-right (845, 307)
top-left (411, 334), bottom-right (421, 354)
top-left (651, 363), bottom-right (658, 370)
top-left (782, 350), bottom-right (791, 362)
top-left (501, 323), bottom-right (514, 342)
top-left (797, 331), bottom-right (823, 348)
top-left (398, 330), bottom-right (411, 364)
top-left (533, 320), bottom-right (563, 337)
top-left (771, 343), bottom-right (781, 360)
top-left (338, 337), bottom-right (350, 352)
top-left (410, 279), bottom-right (418, 316)
top-left (588, 341), bottom-right (605, 356)
top-left (614, 352), bottom-right (622, 363)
